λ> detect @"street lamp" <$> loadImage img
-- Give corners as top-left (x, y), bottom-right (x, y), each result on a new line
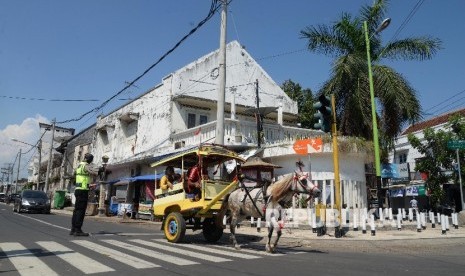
top-left (364, 18), bottom-right (391, 207)
top-left (98, 155), bottom-right (110, 217)
top-left (11, 138), bottom-right (42, 190)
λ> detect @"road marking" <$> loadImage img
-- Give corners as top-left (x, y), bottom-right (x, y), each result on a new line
top-left (0, 242), bottom-right (58, 276)
top-left (154, 239), bottom-right (261, 259)
top-left (36, 241), bottom-right (114, 274)
top-left (13, 213), bottom-right (70, 231)
top-left (209, 244), bottom-right (285, 256)
top-left (73, 240), bottom-right (159, 269)
top-left (92, 232), bottom-right (163, 236)
top-left (130, 239), bottom-right (231, 263)
top-left (102, 239), bottom-right (199, 266)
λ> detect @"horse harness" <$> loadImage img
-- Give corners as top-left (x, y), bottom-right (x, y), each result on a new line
top-left (238, 176), bottom-right (271, 218)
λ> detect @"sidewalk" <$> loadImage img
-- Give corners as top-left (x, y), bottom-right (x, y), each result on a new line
top-left (52, 207), bottom-right (465, 241)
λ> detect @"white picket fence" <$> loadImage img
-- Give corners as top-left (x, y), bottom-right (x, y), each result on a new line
top-left (239, 207), bottom-right (459, 234)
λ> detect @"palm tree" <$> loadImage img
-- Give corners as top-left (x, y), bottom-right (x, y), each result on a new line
top-left (300, 0), bottom-right (441, 142)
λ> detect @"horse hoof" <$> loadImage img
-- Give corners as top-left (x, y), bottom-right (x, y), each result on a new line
top-left (234, 245), bottom-right (241, 250)
top-left (265, 245), bottom-right (271, 253)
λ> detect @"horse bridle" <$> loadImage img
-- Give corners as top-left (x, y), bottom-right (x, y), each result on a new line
top-left (292, 172), bottom-right (320, 202)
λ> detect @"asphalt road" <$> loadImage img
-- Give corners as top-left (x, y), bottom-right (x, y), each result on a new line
top-left (1, 202), bottom-right (465, 276)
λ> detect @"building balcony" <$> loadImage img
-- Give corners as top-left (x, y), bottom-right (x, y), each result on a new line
top-left (170, 118), bottom-right (319, 150)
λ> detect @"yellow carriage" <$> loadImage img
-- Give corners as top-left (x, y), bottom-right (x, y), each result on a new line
top-left (150, 144), bottom-right (245, 243)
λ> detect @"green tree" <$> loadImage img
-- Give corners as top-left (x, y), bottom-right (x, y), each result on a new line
top-left (281, 79), bottom-right (315, 128)
top-left (300, 0), bottom-right (441, 141)
top-left (408, 114), bottom-right (464, 210)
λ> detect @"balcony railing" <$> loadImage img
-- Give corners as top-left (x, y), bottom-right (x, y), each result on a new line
top-left (171, 118), bottom-right (319, 149)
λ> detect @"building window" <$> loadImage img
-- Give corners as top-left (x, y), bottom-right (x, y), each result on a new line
top-left (187, 113), bottom-right (209, 129)
top-left (199, 115), bottom-right (208, 125)
top-left (98, 130), bottom-right (109, 146)
top-left (121, 120), bottom-right (138, 138)
top-left (188, 113), bottom-right (196, 129)
top-left (398, 153), bottom-right (407, 164)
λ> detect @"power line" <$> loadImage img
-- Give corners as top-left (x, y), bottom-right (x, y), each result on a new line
top-left (423, 89), bottom-right (465, 114)
top-left (4, 46), bottom-right (306, 110)
top-left (426, 96), bottom-right (465, 118)
top-left (386, 0), bottom-right (425, 45)
top-left (57, 0), bottom-right (221, 125)
top-left (255, 48), bottom-right (307, 62)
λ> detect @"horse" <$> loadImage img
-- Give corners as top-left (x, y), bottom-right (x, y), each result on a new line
top-left (218, 171), bottom-right (321, 253)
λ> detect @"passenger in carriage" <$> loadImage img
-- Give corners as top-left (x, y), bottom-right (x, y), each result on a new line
top-left (186, 163), bottom-right (209, 201)
top-left (160, 166), bottom-right (175, 191)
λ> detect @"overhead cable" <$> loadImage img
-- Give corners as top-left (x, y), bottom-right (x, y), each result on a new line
top-left (57, 0), bottom-right (221, 125)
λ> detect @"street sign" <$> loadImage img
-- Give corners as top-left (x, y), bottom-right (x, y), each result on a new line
top-left (447, 140), bottom-right (465, 149)
top-left (292, 138), bottom-right (323, 155)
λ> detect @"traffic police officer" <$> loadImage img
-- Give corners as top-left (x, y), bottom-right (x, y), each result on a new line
top-left (70, 153), bottom-right (100, 236)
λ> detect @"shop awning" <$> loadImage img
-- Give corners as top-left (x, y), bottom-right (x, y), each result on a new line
top-left (128, 174), bottom-right (164, 181)
top-left (110, 173), bottom-right (164, 185)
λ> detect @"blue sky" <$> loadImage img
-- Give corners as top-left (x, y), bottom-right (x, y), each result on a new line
top-left (1, 0), bottom-right (464, 178)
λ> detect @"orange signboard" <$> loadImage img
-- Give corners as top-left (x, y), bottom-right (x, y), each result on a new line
top-left (308, 138), bottom-right (323, 153)
top-left (293, 139), bottom-right (310, 155)
top-left (293, 138), bottom-right (323, 155)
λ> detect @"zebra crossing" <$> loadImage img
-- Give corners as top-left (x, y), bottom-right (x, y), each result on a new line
top-left (0, 238), bottom-right (305, 275)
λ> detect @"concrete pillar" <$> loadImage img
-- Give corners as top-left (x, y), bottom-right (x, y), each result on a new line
top-left (277, 102), bottom-right (283, 126)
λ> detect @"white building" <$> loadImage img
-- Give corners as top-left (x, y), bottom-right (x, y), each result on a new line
top-left (389, 108), bottom-right (465, 180)
top-left (69, 41), bottom-right (370, 210)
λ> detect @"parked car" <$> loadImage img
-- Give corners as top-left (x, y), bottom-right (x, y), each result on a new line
top-left (5, 193), bottom-right (20, 204)
top-left (0, 193), bottom-right (5, 202)
top-left (13, 190), bottom-right (51, 214)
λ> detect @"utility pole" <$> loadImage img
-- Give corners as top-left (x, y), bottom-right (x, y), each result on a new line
top-left (37, 139), bottom-right (42, 190)
top-left (98, 156), bottom-right (109, 217)
top-left (456, 149), bottom-right (464, 210)
top-left (255, 79), bottom-right (262, 148)
top-left (215, 0), bottom-right (227, 145)
top-left (44, 119), bottom-right (56, 193)
top-left (331, 94), bottom-right (342, 237)
top-left (15, 149), bottom-right (21, 194)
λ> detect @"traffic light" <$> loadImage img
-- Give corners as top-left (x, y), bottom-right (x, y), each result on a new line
top-left (313, 94), bottom-right (332, 133)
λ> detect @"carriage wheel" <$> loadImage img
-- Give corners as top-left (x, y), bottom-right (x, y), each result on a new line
top-left (202, 218), bottom-right (223, 242)
top-left (163, 212), bottom-right (186, 243)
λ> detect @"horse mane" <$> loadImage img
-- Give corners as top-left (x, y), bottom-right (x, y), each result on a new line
top-left (269, 174), bottom-right (294, 203)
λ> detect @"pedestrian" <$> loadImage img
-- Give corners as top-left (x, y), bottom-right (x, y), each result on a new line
top-left (70, 153), bottom-right (100, 236)
top-left (410, 196), bottom-right (418, 213)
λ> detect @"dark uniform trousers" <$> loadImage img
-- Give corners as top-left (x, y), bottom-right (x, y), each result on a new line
top-left (71, 189), bottom-right (89, 232)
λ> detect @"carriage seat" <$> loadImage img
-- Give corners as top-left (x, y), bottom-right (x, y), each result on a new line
top-left (182, 178), bottom-right (200, 201)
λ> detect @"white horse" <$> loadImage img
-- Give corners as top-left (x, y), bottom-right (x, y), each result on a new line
top-left (218, 171), bottom-right (321, 253)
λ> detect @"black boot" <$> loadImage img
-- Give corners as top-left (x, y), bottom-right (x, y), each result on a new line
top-left (69, 228), bottom-right (76, 235)
top-left (74, 229), bottom-right (89, 236)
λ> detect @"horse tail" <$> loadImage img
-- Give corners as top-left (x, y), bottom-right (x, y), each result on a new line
top-left (216, 193), bottom-right (230, 229)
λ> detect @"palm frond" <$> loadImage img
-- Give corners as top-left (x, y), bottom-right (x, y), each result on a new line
top-left (373, 65), bottom-right (422, 136)
top-left (300, 24), bottom-right (350, 57)
top-left (380, 37), bottom-right (442, 61)
top-left (360, 0), bottom-right (388, 34)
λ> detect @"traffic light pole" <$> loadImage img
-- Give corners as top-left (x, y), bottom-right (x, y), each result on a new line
top-left (330, 94), bottom-right (342, 237)
top-left (364, 21), bottom-right (383, 208)
top-left (456, 149), bottom-right (464, 211)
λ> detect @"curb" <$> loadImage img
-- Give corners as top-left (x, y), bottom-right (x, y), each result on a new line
top-left (51, 208), bottom-right (465, 241)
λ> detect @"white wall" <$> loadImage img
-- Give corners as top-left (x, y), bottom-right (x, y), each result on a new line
top-left (171, 41), bottom-right (297, 114)
top-left (389, 122), bottom-right (449, 173)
